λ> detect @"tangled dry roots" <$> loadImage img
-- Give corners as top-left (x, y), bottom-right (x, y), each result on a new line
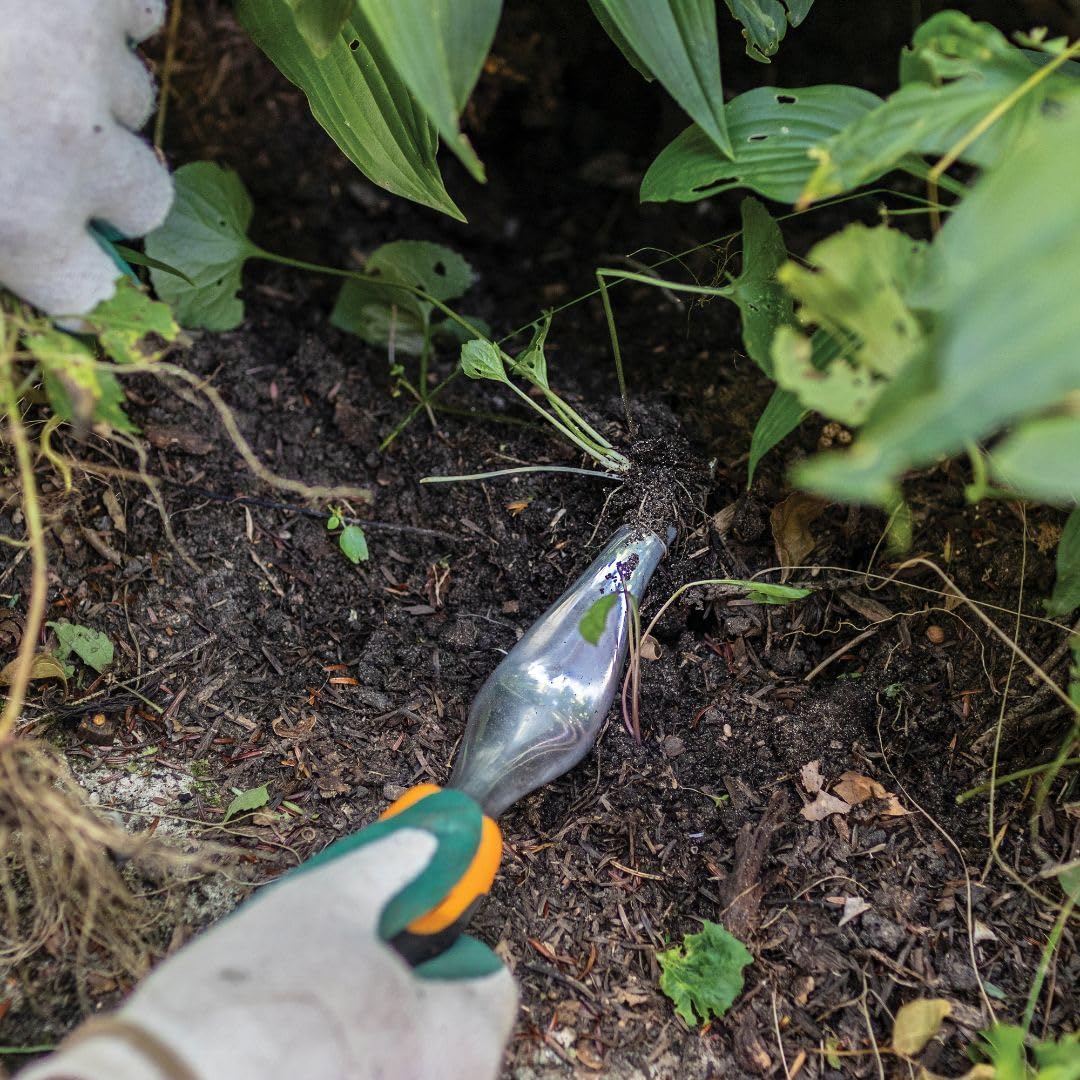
top-left (0, 736), bottom-right (212, 1003)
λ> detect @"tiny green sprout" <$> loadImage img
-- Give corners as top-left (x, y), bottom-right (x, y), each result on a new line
top-left (327, 512), bottom-right (341, 530)
top-left (326, 509), bottom-right (370, 565)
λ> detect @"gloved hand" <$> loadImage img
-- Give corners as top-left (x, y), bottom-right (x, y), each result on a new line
top-left (0, 0), bottom-right (174, 316)
top-left (18, 788), bottom-right (517, 1080)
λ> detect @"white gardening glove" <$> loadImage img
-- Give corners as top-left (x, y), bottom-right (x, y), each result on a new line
top-left (19, 789), bottom-right (517, 1080)
top-left (0, 0), bottom-right (174, 316)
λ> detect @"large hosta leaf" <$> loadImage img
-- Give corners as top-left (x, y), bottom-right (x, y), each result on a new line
top-left (642, 85), bottom-right (881, 205)
top-left (590, 0), bottom-right (732, 158)
top-left (723, 0), bottom-right (815, 62)
top-left (236, 0), bottom-right (463, 220)
top-left (355, 0), bottom-right (501, 182)
top-left (799, 11), bottom-right (1080, 205)
top-left (794, 112), bottom-right (1080, 504)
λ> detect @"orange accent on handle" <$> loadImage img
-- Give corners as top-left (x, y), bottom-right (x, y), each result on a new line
top-left (378, 783), bottom-right (503, 936)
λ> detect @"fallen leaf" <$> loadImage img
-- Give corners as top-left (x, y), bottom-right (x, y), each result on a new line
top-left (972, 920), bottom-right (997, 945)
top-left (712, 502), bottom-right (737, 537)
top-left (800, 760), bottom-right (824, 794)
top-left (891, 998), bottom-right (952, 1056)
top-left (505, 499), bottom-right (530, 516)
top-left (102, 488), bottom-right (127, 534)
top-left (0, 652), bottom-right (68, 689)
top-left (833, 770), bottom-right (909, 816)
top-left (223, 782), bottom-right (270, 823)
top-left (838, 896), bottom-right (870, 927)
top-left (770, 492), bottom-right (827, 582)
top-left (800, 791), bottom-right (851, 821)
top-left (639, 634), bottom-right (662, 661)
top-left (839, 590), bottom-right (893, 623)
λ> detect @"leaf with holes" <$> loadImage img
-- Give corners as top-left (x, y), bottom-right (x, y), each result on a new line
top-left (236, 0), bottom-right (463, 219)
top-left (772, 224), bottom-right (928, 427)
top-left (642, 85), bottom-right (882, 206)
top-left (355, 0), bottom-right (501, 182)
top-left (330, 241), bottom-right (476, 355)
top-left (726, 197), bottom-right (791, 377)
top-left (799, 11), bottom-right (1080, 205)
top-left (658, 920), bottom-right (752, 1026)
top-left (590, 0), bottom-right (732, 157)
top-left (794, 111), bottom-right (1080, 505)
top-left (145, 162), bottom-right (261, 330)
top-left (82, 279), bottom-right (180, 364)
top-left (723, 0), bottom-right (815, 62)
top-left (460, 339), bottom-right (510, 385)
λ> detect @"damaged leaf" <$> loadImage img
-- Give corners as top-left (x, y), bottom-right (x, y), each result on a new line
top-left (47, 621), bottom-right (113, 674)
top-left (658, 920), bottom-right (752, 1026)
top-left (833, 770), bottom-right (909, 816)
top-left (223, 782), bottom-right (271, 823)
top-left (891, 998), bottom-right (952, 1057)
top-left (800, 790), bottom-right (851, 821)
top-left (770, 492), bottom-right (827, 580)
top-left (0, 653), bottom-right (69, 691)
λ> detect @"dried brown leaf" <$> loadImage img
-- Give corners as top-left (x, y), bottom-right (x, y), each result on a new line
top-left (800, 760), bottom-right (824, 794)
top-left (800, 790), bottom-right (851, 821)
top-left (0, 652), bottom-right (68, 689)
top-left (770, 493), bottom-right (827, 582)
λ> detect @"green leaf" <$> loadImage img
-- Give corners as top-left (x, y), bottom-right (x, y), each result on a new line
top-left (1048, 508), bottom-right (1080, 618)
top-left (433, 314), bottom-right (491, 346)
top-left (507, 314), bottom-right (552, 390)
top-left (974, 1025), bottom-right (1027, 1079)
top-left (991, 417), bottom-right (1080, 505)
top-left (726, 197), bottom-right (791, 376)
top-left (642, 85), bottom-right (882, 206)
top-left (223, 783), bottom-right (270, 823)
top-left (723, 0), bottom-right (815, 63)
top-left (460, 339), bottom-right (510, 384)
top-left (740, 581), bottom-right (811, 605)
top-left (290, 0), bottom-right (354, 57)
top-left (113, 246), bottom-right (196, 285)
top-left (772, 224), bottom-right (928, 426)
top-left (747, 331), bottom-right (843, 485)
top-left (590, 0), bottom-right (732, 158)
top-left (1033, 1031), bottom-right (1080, 1079)
top-left (83, 279), bottom-right (180, 364)
top-left (326, 513), bottom-right (341, 530)
top-left (145, 162), bottom-right (260, 330)
top-left (800, 12), bottom-right (1080, 205)
top-left (236, 0), bottom-right (464, 220)
top-left (47, 621), bottom-right (114, 674)
top-left (330, 241), bottom-right (476, 355)
top-left (338, 524), bottom-right (369, 564)
top-left (658, 920), bottom-right (752, 1026)
top-left (794, 111), bottom-right (1080, 505)
top-left (586, 0), bottom-right (653, 79)
top-left (355, 0), bottom-right (501, 182)
top-left (579, 594), bottom-right (619, 646)
top-left (27, 327), bottom-right (135, 434)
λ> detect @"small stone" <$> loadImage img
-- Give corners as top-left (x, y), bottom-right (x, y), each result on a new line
top-left (926, 625), bottom-right (946, 644)
top-left (662, 735), bottom-right (686, 758)
top-left (382, 782), bottom-right (408, 802)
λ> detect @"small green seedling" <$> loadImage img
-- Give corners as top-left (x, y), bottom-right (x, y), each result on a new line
top-left (327, 510), bottom-right (370, 565)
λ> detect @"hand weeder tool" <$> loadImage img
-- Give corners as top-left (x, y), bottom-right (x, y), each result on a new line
top-left (382, 524), bottom-right (673, 965)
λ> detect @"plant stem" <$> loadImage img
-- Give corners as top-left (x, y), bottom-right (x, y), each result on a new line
top-left (955, 757), bottom-right (1080, 804)
top-left (420, 465), bottom-right (623, 484)
top-left (0, 362), bottom-right (49, 743)
top-left (1021, 895), bottom-right (1074, 1036)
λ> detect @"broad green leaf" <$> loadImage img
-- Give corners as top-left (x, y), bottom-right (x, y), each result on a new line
top-left (223, 782), bottom-right (270, 823)
top-left (723, 0), bottom-right (815, 63)
top-left (1048, 508), bottom-right (1080, 618)
top-left (83, 279), bottom-right (180, 364)
top-left (726, 197), bottom-right (791, 376)
top-left (773, 224), bottom-right (928, 426)
top-left (586, 0), bottom-right (653, 79)
top-left (991, 417), bottom-right (1080, 505)
top-left (642, 85), bottom-right (882, 206)
top-left (658, 920), bottom-right (752, 1026)
top-left (890, 998), bottom-right (951, 1056)
top-left (794, 113), bottom-right (1080, 504)
top-left (236, 0), bottom-right (464, 220)
top-left (747, 331), bottom-right (843, 484)
top-left (355, 0), bottom-right (501, 182)
top-left (460, 339), bottom-right (509, 384)
top-left (338, 524), bottom-right (370, 564)
top-left (145, 162), bottom-right (260, 331)
top-left (580, 594), bottom-right (618, 646)
top-left (800, 12), bottom-right (1080, 205)
top-left (47, 620), bottom-right (114, 673)
top-left (290, 0), bottom-right (353, 57)
top-left (1033, 1030), bottom-right (1080, 1077)
top-left (27, 328), bottom-right (134, 433)
top-left (590, 0), bottom-right (732, 158)
top-left (331, 241), bottom-right (475, 355)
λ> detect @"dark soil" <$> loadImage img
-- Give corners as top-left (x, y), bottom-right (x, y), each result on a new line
top-left (2, 2), bottom-right (1078, 1077)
